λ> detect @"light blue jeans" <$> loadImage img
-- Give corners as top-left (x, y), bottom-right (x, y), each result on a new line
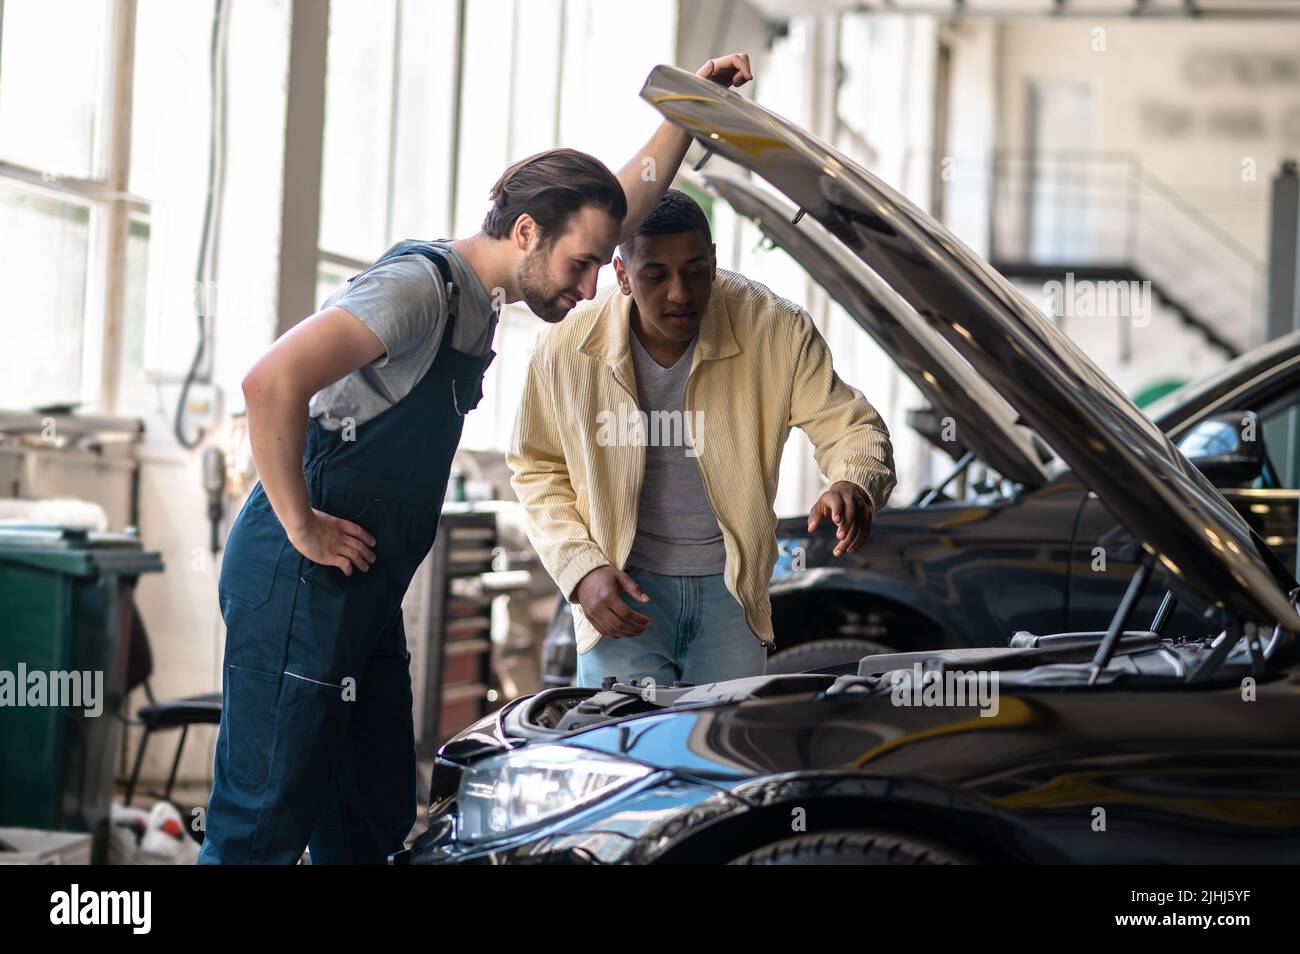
top-left (576, 566), bottom-right (768, 688)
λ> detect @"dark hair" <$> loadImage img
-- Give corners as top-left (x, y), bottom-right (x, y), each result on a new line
top-left (481, 148), bottom-right (627, 243)
top-left (619, 188), bottom-right (712, 261)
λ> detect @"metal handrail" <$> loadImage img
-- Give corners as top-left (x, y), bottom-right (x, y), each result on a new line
top-left (901, 147), bottom-right (1268, 350)
top-left (1129, 161), bottom-right (1262, 270)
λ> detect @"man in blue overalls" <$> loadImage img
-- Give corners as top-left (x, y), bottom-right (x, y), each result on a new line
top-left (199, 55), bottom-right (754, 864)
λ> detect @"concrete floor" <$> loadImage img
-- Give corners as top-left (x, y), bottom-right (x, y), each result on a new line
top-left (112, 759), bottom-right (437, 860)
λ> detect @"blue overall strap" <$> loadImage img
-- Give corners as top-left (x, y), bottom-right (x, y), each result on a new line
top-left (349, 243), bottom-right (459, 326)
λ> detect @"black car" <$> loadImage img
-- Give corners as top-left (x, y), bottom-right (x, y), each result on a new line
top-left (542, 167), bottom-right (1300, 683)
top-left (402, 65), bottom-right (1300, 866)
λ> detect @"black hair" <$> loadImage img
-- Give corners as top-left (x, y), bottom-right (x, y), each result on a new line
top-left (618, 188), bottom-right (712, 261)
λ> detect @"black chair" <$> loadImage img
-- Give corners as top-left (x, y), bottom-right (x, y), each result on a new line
top-left (121, 602), bottom-right (223, 806)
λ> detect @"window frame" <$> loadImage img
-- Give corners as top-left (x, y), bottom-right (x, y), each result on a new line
top-left (314, 0), bottom-right (469, 282)
top-left (0, 0), bottom-right (148, 413)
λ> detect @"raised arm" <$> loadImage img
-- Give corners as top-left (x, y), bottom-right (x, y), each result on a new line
top-left (615, 53), bottom-right (753, 243)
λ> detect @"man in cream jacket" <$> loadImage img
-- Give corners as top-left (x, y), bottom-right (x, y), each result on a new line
top-left (509, 190), bottom-right (896, 687)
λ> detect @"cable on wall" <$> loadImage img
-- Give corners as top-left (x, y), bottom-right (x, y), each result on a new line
top-left (174, 0), bottom-right (230, 449)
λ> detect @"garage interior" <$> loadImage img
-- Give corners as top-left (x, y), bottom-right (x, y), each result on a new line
top-left (3, 0), bottom-right (1300, 868)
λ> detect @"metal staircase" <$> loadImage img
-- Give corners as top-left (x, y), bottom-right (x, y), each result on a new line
top-left (899, 149), bottom-right (1267, 357)
top-left (986, 150), bottom-right (1266, 357)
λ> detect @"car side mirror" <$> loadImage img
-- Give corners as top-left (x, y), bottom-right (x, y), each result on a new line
top-left (1177, 410), bottom-right (1264, 486)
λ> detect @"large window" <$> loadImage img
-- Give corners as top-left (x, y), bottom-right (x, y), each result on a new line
top-left (0, 184), bottom-right (93, 407)
top-left (315, 0), bottom-right (676, 453)
top-left (0, 0), bottom-right (147, 411)
top-left (1, 0), bottom-right (678, 439)
top-left (122, 0), bottom-right (215, 416)
top-left (317, 0), bottom-right (459, 292)
top-left (0, 0), bottom-right (111, 179)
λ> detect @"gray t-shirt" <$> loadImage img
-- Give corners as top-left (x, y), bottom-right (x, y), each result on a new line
top-left (309, 240), bottom-right (497, 430)
top-left (625, 332), bottom-right (726, 576)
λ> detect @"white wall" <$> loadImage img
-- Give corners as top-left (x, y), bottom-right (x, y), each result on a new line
top-left (994, 19), bottom-right (1297, 261)
top-left (942, 19), bottom-right (999, 257)
top-left (988, 18), bottom-right (1292, 354)
top-left (934, 15), bottom-right (1300, 397)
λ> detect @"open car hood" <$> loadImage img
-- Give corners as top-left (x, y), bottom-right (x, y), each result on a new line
top-left (700, 169), bottom-right (1047, 487)
top-left (642, 65), bottom-right (1297, 628)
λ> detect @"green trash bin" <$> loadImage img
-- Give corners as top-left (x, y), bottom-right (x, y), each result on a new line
top-left (0, 525), bottom-right (163, 863)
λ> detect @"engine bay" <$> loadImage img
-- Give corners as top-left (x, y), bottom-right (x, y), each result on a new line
top-left (499, 626), bottom-right (1292, 744)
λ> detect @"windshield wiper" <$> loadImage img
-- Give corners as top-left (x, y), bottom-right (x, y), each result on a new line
top-left (1187, 587), bottom-right (1299, 683)
top-left (1187, 621), bottom-right (1244, 683)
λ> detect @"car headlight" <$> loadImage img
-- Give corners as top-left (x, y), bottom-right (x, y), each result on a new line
top-left (457, 744), bottom-right (652, 842)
